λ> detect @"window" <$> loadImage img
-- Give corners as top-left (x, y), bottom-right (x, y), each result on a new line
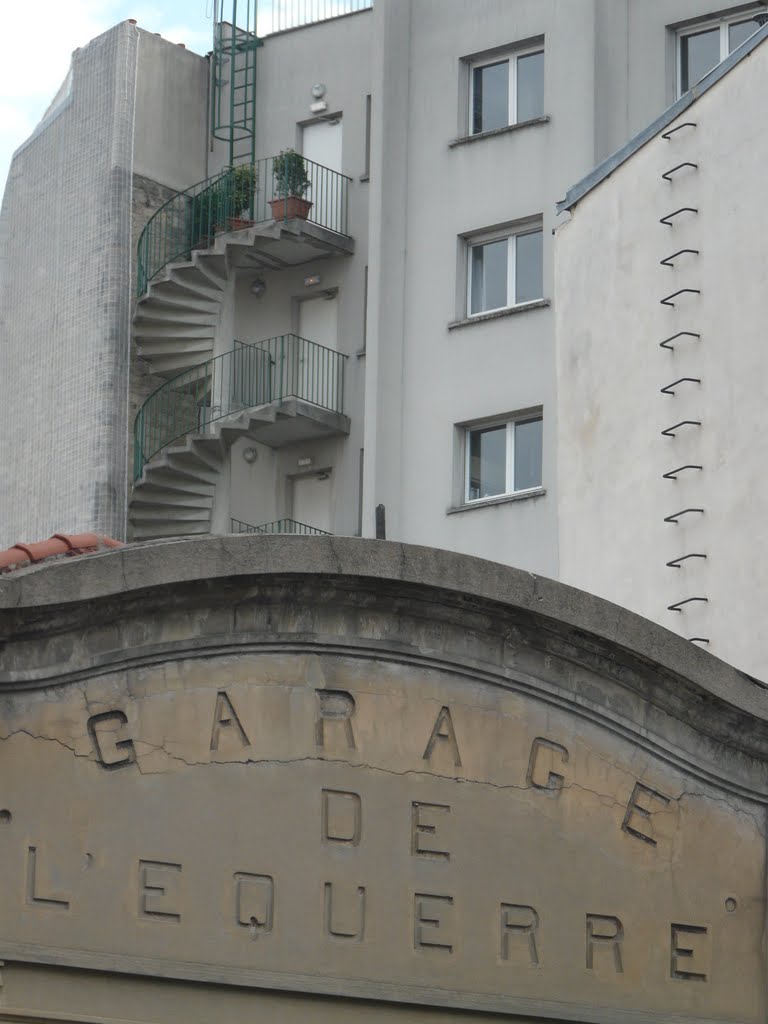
top-left (468, 227), bottom-right (543, 316)
top-left (471, 48), bottom-right (544, 134)
top-left (465, 415), bottom-right (542, 502)
top-left (678, 14), bottom-right (762, 95)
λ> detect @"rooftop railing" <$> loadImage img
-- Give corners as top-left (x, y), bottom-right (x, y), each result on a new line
top-left (257, 0), bottom-right (372, 36)
top-left (136, 155), bottom-right (351, 295)
top-left (231, 517), bottom-right (331, 535)
top-left (133, 335), bottom-right (347, 479)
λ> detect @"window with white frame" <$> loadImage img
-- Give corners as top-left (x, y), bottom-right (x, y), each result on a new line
top-left (470, 48), bottom-right (544, 134)
top-left (677, 12), bottom-right (763, 95)
top-left (465, 415), bottom-right (543, 503)
top-left (468, 226), bottom-right (543, 316)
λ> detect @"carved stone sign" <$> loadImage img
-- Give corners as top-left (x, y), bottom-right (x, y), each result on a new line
top-left (0, 537), bottom-right (766, 1024)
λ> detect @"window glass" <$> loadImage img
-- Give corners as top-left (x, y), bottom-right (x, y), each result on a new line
top-left (516, 50), bottom-right (544, 121)
top-left (471, 239), bottom-right (508, 314)
top-left (680, 27), bottom-right (720, 92)
top-left (514, 417), bottom-right (543, 490)
top-left (472, 60), bottom-right (509, 134)
top-left (729, 19), bottom-right (758, 52)
top-left (515, 229), bottom-right (543, 304)
top-left (468, 426), bottom-right (506, 500)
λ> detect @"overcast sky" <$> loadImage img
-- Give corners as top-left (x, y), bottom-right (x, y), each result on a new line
top-left (0, 0), bottom-right (213, 199)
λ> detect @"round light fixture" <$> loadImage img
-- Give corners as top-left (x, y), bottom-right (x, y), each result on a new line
top-left (242, 447), bottom-right (258, 464)
top-left (311, 83), bottom-right (326, 99)
top-left (250, 278), bottom-right (266, 298)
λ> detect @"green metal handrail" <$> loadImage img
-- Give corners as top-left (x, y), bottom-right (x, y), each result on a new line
top-left (137, 155), bottom-right (352, 295)
top-left (231, 517), bottom-right (331, 536)
top-left (134, 334), bottom-right (347, 479)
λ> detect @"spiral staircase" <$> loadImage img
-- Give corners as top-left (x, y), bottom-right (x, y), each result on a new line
top-left (129, 160), bottom-right (354, 541)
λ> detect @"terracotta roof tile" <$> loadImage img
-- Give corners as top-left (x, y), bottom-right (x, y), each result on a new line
top-left (0, 534), bottom-right (124, 574)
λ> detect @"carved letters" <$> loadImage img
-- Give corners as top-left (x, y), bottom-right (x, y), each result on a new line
top-left (622, 782), bottom-right (671, 846)
top-left (87, 711), bottom-right (136, 770)
top-left (210, 692), bottom-right (250, 752)
top-left (422, 706), bottom-right (462, 767)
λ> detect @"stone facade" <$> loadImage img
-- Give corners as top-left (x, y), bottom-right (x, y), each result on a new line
top-left (0, 536), bottom-right (765, 1022)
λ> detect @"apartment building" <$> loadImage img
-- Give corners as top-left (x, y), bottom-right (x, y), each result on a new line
top-left (1, 0), bottom-right (764, 576)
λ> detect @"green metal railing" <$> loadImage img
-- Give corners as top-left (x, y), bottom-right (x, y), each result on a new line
top-left (134, 334), bottom-right (347, 479)
top-left (231, 517), bottom-right (331, 536)
top-left (137, 156), bottom-right (352, 295)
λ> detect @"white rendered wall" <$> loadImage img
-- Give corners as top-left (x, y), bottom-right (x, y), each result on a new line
top-left (361, 0), bottom-right (735, 575)
top-left (555, 39), bottom-right (768, 679)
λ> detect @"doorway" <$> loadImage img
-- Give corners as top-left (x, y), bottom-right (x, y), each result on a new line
top-left (292, 472), bottom-right (332, 533)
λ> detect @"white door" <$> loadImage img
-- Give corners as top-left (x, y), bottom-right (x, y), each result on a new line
top-left (297, 294), bottom-right (340, 409)
top-left (302, 120), bottom-right (343, 231)
top-left (292, 473), bottom-right (332, 534)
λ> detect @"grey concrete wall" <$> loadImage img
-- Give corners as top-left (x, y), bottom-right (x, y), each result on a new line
top-left (0, 22), bottom-right (139, 547)
top-left (133, 31), bottom-right (209, 191)
top-left (555, 36), bottom-right (768, 680)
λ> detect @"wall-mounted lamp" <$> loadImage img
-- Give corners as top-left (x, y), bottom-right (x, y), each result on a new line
top-left (242, 447), bottom-right (258, 464)
top-left (297, 456), bottom-right (314, 467)
top-left (250, 278), bottom-right (266, 298)
top-left (304, 273), bottom-right (321, 287)
top-left (310, 83), bottom-right (328, 114)
top-left (311, 83), bottom-right (327, 99)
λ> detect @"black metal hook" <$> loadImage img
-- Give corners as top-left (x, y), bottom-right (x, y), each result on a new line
top-left (664, 508), bottom-right (705, 523)
top-left (662, 162), bottom-right (698, 181)
top-left (666, 553), bottom-right (707, 568)
top-left (661, 377), bottom-right (701, 395)
top-left (660, 249), bottom-right (700, 267)
top-left (659, 331), bottom-right (700, 351)
top-left (661, 420), bottom-right (702, 437)
top-left (663, 465), bottom-right (703, 480)
top-left (661, 122), bottom-right (697, 140)
top-left (660, 288), bottom-right (700, 307)
top-left (668, 596), bottom-right (708, 612)
top-left (660, 207), bottom-right (699, 226)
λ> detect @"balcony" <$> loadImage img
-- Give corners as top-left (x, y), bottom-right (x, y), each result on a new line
top-left (129, 336), bottom-right (348, 541)
top-left (137, 156), bottom-right (354, 297)
top-left (134, 334), bottom-right (348, 478)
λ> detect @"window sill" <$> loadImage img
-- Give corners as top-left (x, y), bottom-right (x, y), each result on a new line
top-left (359, 173), bottom-right (370, 182)
top-left (448, 299), bottom-right (549, 331)
top-left (449, 116), bottom-right (550, 148)
top-left (447, 487), bottom-right (546, 515)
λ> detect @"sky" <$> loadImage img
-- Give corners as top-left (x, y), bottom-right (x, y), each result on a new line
top-left (0, 0), bottom-right (214, 198)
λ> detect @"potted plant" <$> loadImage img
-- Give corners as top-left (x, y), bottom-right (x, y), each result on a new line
top-left (227, 164), bottom-right (258, 230)
top-left (269, 149), bottom-right (313, 221)
top-left (190, 178), bottom-right (226, 248)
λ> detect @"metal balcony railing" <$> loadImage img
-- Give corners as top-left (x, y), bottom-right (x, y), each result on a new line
top-left (231, 517), bottom-right (331, 535)
top-left (137, 155), bottom-right (352, 295)
top-left (257, 0), bottom-right (372, 36)
top-left (133, 335), bottom-right (347, 479)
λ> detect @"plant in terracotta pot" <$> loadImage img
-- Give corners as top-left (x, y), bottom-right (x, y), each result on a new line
top-left (227, 164), bottom-right (258, 230)
top-left (269, 149), bottom-right (313, 221)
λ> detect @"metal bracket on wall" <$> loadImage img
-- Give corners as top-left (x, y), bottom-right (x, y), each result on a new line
top-left (661, 122), bottom-right (697, 140)
top-left (660, 249), bottom-right (700, 267)
top-left (659, 331), bottom-right (700, 351)
top-left (664, 508), bottom-right (705, 523)
top-left (660, 288), bottom-right (701, 307)
top-left (661, 420), bottom-right (701, 437)
top-left (661, 377), bottom-right (701, 395)
top-left (660, 207), bottom-right (699, 226)
top-left (666, 553), bottom-right (707, 568)
top-left (668, 596), bottom-right (708, 612)
top-left (688, 637), bottom-right (710, 645)
top-left (662, 162), bottom-right (698, 181)
top-left (663, 465), bottom-right (703, 480)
